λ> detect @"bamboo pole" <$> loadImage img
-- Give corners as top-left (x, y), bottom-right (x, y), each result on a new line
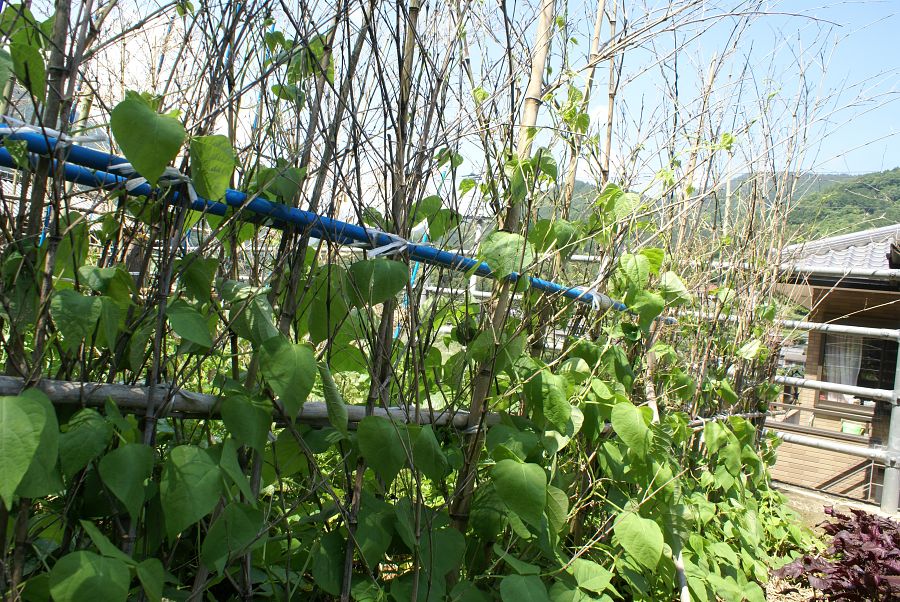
top-left (600, 1), bottom-right (618, 184)
top-left (0, 375), bottom-right (769, 431)
top-left (449, 0), bottom-right (557, 534)
top-left (24, 0), bottom-right (73, 237)
top-left (0, 376), bottom-right (496, 428)
top-left (529, 0), bottom-right (608, 354)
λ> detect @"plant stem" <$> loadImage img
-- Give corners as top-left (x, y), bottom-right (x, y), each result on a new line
top-left (449, 0), bottom-right (556, 534)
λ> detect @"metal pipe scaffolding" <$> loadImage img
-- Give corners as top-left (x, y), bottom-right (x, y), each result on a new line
top-left (772, 375), bottom-right (896, 404)
top-left (0, 129), bottom-right (627, 313)
top-left (881, 345), bottom-right (900, 513)
top-left (683, 310), bottom-right (900, 341)
top-left (763, 428), bottom-right (900, 467)
top-left (710, 260), bottom-right (900, 283)
top-left (772, 319), bottom-right (900, 341)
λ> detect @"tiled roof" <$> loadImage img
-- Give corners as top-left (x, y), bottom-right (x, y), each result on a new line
top-left (782, 224), bottom-right (900, 271)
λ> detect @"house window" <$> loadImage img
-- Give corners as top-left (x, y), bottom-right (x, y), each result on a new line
top-left (857, 338), bottom-right (898, 391)
top-left (823, 334), bottom-right (898, 401)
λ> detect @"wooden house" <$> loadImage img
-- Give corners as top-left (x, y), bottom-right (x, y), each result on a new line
top-left (768, 224), bottom-right (900, 503)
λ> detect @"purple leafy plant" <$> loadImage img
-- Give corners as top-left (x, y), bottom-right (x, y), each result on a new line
top-left (774, 506), bottom-right (900, 601)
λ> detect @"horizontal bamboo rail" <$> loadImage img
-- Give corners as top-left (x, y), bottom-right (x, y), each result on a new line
top-left (0, 376), bottom-right (490, 428)
top-left (0, 376), bottom-right (769, 432)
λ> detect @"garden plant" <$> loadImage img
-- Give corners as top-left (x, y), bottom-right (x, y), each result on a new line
top-left (0, 0), bottom-right (853, 600)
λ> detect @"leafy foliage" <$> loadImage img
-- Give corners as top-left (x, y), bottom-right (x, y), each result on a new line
top-left (48, 551), bottom-right (131, 602)
top-left (110, 91), bottom-right (187, 185)
top-left (0, 10), bottom-right (823, 599)
top-left (189, 134), bottom-right (237, 200)
top-left (478, 231), bottom-right (535, 278)
top-left (2, 4), bottom-right (47, 102)
top-left (0, 391), bottom-right (50, 506)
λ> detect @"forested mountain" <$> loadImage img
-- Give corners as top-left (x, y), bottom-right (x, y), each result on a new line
top-left (787, 168), bottom-right (900, 240)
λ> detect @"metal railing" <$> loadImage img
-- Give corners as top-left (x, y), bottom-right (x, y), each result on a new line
top-left (772, 375), bottom-right (895, 404)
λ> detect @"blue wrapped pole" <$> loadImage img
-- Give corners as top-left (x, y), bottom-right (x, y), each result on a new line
top-left (0, 132), bottom-right (628, 313)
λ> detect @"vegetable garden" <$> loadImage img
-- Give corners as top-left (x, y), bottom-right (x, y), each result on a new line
top-left (0, 0), bottom-right (835, 600)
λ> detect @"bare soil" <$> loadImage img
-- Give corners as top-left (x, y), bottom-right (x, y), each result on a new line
top-left (765, 578), bottom-right (816, 601)
top-left (775, 481), bottom-right (892, 531)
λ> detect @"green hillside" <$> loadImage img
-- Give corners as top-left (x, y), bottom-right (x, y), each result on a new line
top-left (532, 170), bottom-right (899, 244)
top-left (787, 167), bottom-right (900, 240)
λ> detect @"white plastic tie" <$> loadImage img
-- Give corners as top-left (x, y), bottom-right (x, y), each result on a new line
top-left (108, 163), bottom-right (135, 176)
top-left (364, 228), bottom-right (409, 257)
top-left (368, 238), bottom-right (408, 257)
top-left (71, 133), bottom-right (108, 144)
top-left (110, 164), bottom-right (146, 192)
top-left (161, 168), bottom-right (199, 206)
top-left (0, 114), bottom-right (108, 145)
top-left (111, 163), bottom-right (198, 203)
top-left (578, 286), bottom-right (603, 311)
top-left (125, 177), bottom-right (147, 192)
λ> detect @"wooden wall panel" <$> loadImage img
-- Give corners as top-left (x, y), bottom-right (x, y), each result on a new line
top-left (771, 441), bottom-right (874, 500)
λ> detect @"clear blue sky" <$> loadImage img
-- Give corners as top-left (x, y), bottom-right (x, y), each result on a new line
top-left (752, 1), bottom-right (900, 173)
top-left (603, 0), bottom-right (900, 175)
top-left (460, 0), bottom-right (900, 193)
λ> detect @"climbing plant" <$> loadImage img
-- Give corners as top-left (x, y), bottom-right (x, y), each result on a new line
top-left (0, 0), bottom-right (833, 600)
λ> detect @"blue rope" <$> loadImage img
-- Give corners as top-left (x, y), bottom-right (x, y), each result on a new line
top-left (393, 231), bottom-right (426, 340)
top-left (37, 204), bottom-right (51, 246)
top-left (393, 170), bottom-right (448, 339)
